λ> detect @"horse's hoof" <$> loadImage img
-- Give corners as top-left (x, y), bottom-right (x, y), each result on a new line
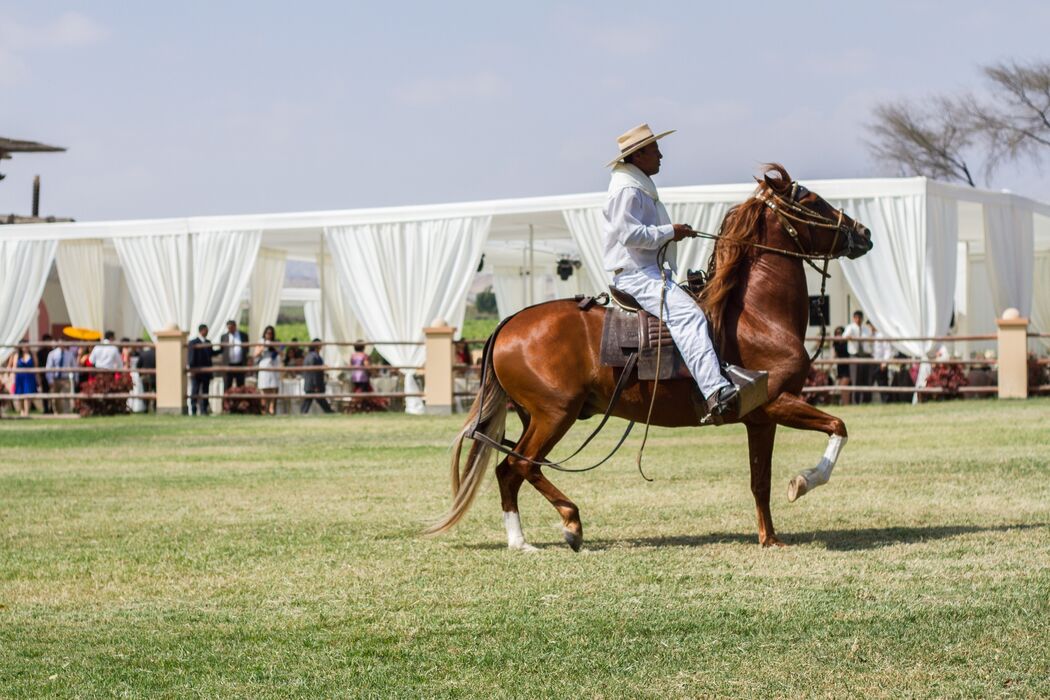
top-left (760, 535), bottom-right (789, 548)
top-left (787, 475), bottom-right (809, 502)
top-left (509, 542), bottom-right (538, 553)
top-left (562, 527), bottom-right (583, 552)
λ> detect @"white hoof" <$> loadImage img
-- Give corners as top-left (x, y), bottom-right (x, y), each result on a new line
top-left (787, 474), bottom-right (809, 502)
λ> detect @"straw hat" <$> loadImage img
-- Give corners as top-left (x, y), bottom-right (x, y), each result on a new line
top-left (606, 123), bottom-right (675, 167)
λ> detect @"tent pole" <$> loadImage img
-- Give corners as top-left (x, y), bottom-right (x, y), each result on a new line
top-left (528, 224), bottom-right (535, 305)
top-left (319, 231), bottom-right (327, 344)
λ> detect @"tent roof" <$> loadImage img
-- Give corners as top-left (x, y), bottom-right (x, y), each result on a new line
top-left (2, 176), bottom-right (1049, 251)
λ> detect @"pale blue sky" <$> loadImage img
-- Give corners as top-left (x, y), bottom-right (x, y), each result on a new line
top-left (2, 1), bottom-right (1049, 220)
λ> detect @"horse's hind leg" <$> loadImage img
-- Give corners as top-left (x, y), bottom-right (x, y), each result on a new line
top-left (504, 409), bottom-right (583, 552)
top-left (495, 457), bottom-right (531, 551)
top-left (763, 393), bottom-right (848, 502)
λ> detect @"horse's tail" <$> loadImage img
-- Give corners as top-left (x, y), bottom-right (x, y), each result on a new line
top-left (423, 331), bottom-right (508, 536)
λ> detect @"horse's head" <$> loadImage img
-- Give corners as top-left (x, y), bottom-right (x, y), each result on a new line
top-left (760, 165), bottom-right (873, 260)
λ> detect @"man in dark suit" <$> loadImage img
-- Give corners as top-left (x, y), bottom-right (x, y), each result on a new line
top-left (220, 319), bottom-right (249, 389)
top-left (138, 339), bottom-right (156, 413)
top-left (188, 324), bottom-right (218, 415)
top-left (300, 339), bottom-right (334, 414)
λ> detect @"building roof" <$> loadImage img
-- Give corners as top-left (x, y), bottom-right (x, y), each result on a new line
top-left (0, 137), bottom-right (66, 158)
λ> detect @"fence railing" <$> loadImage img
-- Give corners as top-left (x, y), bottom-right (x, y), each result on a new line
top-left (2, 316), bottom-right (1046, 417)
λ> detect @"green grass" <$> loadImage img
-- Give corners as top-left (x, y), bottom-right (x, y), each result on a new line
top-left (1, 400), bottom-right (1048, 698)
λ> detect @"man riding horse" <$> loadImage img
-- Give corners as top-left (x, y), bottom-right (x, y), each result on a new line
top-left (605, 123), bottom-right (738, 419)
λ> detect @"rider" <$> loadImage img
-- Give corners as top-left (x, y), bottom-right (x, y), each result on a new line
top-left (603, 123), bottom-right (739, 419)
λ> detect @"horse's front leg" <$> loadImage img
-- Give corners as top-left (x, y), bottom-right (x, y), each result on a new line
top-left (745, 420), bottom-right (786, 547)
top-left (761, 393), bottom-right (848, 502)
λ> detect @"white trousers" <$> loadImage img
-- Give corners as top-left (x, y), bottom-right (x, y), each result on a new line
top-left (614, 266), bottom-right (730, 399)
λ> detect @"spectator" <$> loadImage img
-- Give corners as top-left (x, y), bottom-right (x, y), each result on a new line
top-left (870, 321), bottom-right (892, 403)
top-left (284, 339), bottom-right (304, 373)
top-left (842, 311), bottom-right (873, 403)
top-left (349, 342), bottom-right (372, 393)
top-left (188, 324), bottom-right (219, 416)
top-left (88, 331), bottom-right (124, 378)
top-left (36, 335), bottom-right (52, 414)
top-left (832, 325), bottom-right (851, 406)
top-left (138, 339), bottom-right (156, 412)
top-left (45, 340), bottom-right (77, 415)
top-left (300, 339), bottom-right (334, 414)
top-left (221, 320), bottom-right (249, 388)
top-left (253, 325), bottom-right (282, 415)
top-left (13, 342), bottom-right (38, 417)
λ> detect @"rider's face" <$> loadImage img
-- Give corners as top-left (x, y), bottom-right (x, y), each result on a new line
top-left (629, 142), bottom-right (662, 176)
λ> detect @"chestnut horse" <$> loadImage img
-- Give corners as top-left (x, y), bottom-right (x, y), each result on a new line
top-left (427, 165), bottom-right (873, 550)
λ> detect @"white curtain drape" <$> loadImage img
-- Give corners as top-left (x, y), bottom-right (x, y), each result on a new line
top-left (492, 265), bottom-right (526, 319)
top-left (562, 208), bottom-right (610, 294)
top-left (249, 247), bottom-right (286, 342)
top-left (0, 238), bottom-right (58, 363)
top-left (982, 201), bottom-right (1034, 317)
top-left (114, 233), bottom-right (192, 339)
top-left (306, 254), bottom-right (367, 372)
top-left (838, 194), bottom-right (958, 375)
top-left (667, 201), bottom-right (729, 278)
top-left (192, 230), bottom-right (261, 337)
top-left (116, 230), bottom-right (261, 339)
top-left (324, 216), bottom-right (490, 414)
top-left (55, 239), bottom-right (105, 332)
top-left (103, 254), bottom-right (145, 340)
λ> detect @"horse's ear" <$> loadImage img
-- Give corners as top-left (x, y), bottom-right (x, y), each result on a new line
top-left (764, 171), bottom-right (787, 193)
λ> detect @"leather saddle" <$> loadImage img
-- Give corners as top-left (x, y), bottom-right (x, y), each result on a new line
top-left (598, 286), bottom-right (769, 421)
top-left (600, 287), bottom-right (689, 382)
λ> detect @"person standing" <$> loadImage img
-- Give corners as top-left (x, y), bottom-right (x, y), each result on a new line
top-left (842, 311), bottom-right (873, 404)
top-left (36, 335), bottom-right (53, 414)
top-left (187, 324), bottom-right (218, 416)
top-left (88, 331), bottom-right (124, 377)
top-left (45, 341), bottom-right (77, 414)
top-left (220, 319), bottom-right (249, 389)
top-left (253, 325), bottom-right (282, 415)
top-left (832, 325), bottom-right (852, 406)
top-left (13, 343), bottom-right (38, 417)
top-left (300, 339), bottom-right (334, 414)
top-left (870, 321), bottom-right (893, 403)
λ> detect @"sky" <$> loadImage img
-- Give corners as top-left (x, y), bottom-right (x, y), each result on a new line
top-left (2, 1), bottom-right (1049, 221)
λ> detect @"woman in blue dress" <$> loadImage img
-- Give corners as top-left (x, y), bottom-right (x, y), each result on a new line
top-left (13, 345), bottom-right (38, 417)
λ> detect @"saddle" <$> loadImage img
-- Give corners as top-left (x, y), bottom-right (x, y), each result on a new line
top-left (600, 287), bottom-right (689, 381)
top-left (598, 286), bottom-right (769, 422)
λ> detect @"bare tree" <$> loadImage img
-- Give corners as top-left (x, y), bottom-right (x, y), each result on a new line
top-left (967, 60), bottom-right (1050, 178)
top-left (865, 99), bottom-right (978, 186)
top-left (865, 59), bottom-right (1050, 187)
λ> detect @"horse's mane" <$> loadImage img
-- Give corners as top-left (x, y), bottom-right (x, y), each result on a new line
top-left (699, 163), bottom-right (793, 346)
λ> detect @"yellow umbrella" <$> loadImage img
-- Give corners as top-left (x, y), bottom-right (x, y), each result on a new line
top-left (62, 326), bottom-right (101, 341)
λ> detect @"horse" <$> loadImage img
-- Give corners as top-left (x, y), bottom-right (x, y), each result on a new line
top-left (426, 164), bottom-right (873, 550)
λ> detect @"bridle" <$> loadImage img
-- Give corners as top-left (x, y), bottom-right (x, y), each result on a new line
top-left (695, 181), bottom-right (866, 360)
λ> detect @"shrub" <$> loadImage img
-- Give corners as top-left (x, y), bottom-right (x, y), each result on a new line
top-left (223, 385), bottom-right (264, 415)
top-left (79, 374), bottom-right (133, 417)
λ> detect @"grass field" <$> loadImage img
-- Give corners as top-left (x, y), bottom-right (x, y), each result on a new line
top-left (1, 400), bottom-right (1048, 698)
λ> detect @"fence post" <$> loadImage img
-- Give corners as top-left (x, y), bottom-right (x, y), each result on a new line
top-left (423, 320), bottom-right (455, 415)
top-left (996, 308), bottom-right (1028, 399)
top-left (155, 326), bottom-right (188, 415)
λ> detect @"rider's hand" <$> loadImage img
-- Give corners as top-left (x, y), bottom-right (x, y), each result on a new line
top-left (672, 224), bottom-right (696, 242)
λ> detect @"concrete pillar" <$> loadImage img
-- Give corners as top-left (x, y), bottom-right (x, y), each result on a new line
top-left (996, 308), bottom-right (1028, 399)
top-left (155, 326), bottom-right (188, 415)
top-left (423, 320), bottom-right (455, 415)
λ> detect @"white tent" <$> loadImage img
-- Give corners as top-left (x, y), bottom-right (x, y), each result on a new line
top-left (3, 176), bottom-right (1049, 384)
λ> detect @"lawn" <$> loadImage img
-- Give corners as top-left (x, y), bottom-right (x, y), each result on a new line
top-left (1, 400), bottom-right (1047, 698)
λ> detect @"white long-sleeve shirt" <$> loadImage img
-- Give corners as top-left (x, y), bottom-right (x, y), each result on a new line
top-left (603, 168), bottom-right (676, 274)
